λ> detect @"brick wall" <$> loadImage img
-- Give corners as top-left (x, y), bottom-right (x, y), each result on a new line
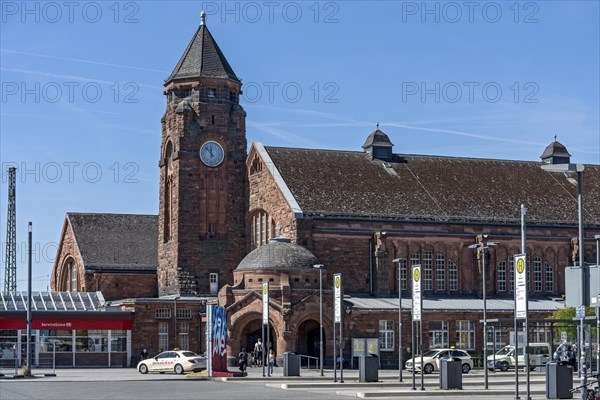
top-left (158, 78), bottom-right (248, 297)
top-left (87, 273), bottom-right (157, 301)
top-left (118, 299), bottom-right (206, 360)
top-left (51, 220), bottom-right (85, 291)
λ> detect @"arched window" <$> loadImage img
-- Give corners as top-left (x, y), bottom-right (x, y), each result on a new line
top-left (545, 263), bottom-right (554, 293)
top-left (423, 251), bottom-right (433, 291)
top-left (435, 254), bottom-right (445, 291)
top-left (448, 261), bottom-right (458, 291)
top-left (396, 259), bottom-right (408, 291)
top-left (249, 155), bottom-right (263, 175)
top-left (533, 256), bottom-right (542, 292)
top-left (250, 211), bottom-right (272, 249)
top-left (497, 261), bottom-right (507, 292)
top-left (400, 252), bottom-right (458, 293)
top-left (509, 258), bottom-right (514, 292)
top-left (163, 141), bottom-right (174, 242)
top-left (70, 260), bottom-right (77, 292)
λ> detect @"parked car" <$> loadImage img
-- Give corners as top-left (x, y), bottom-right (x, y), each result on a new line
top-left (405, 348), bottom-right (473, 374)
top-left (137, 350), bottom-right (206, 374)
top-left (487, 343), bottom-right (551, 371)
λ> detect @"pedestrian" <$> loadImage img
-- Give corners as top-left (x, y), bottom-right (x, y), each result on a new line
top-left (238, 348), bottom-right (248, 372)
top-left (254, 339), bottom-right (263, 367)
top-left (267, 349), bottom-right (275, 376)
top-left (140, 347), bottom-right (149, 360)
top-left (569, 345), bottom-right (577, 372)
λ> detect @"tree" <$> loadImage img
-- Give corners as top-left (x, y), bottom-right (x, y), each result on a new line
top-left (547, 307), bottom-right (595, 344)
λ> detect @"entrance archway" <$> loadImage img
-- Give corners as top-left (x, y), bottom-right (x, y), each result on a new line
top-left (297, 319), bottom-right (325, 366)
top-left (238, 319), bottom-right (276, 357)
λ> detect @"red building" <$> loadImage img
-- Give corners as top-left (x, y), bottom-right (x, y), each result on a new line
top-left (3, 14), bottom-right (598, 369)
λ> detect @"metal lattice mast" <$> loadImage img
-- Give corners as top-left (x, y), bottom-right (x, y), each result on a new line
top-left (3, 167), bottom-right (17, 292)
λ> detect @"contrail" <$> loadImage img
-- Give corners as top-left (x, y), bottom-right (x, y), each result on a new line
top-left (1, 49), bottom-right (169, 74)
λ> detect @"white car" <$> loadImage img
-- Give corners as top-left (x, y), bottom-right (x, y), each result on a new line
top-left (137, 350), bottom-right (206, 374)
top-left (487, 343), bottom-right (551, 371)
top-left (405, 348), bottom-right (473, 374)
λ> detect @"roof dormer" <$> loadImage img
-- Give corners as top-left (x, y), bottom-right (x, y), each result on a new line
top-left (362, 125), bottom-right (394, 162)
top-left (540, 136), bottom-right (571, 165)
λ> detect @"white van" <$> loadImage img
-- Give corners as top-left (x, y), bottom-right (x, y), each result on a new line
top-left (487, 343), bottom-right (551, 371)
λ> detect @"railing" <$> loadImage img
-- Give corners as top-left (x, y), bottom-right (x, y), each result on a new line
top-left (36, 347), bottom-right (56, 376)
top-left (298, 354), bottom-right (319, 370)
top-left (0, 356), bottom-right (18, 377)
top-left (0, 341), bottom-right (55, 376)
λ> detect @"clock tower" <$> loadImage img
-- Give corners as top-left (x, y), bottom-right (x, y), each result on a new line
top-left (158, 12), bottom-right (248, 297)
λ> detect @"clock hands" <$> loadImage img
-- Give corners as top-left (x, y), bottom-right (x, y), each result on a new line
top-left (200, 142), bottom-right (223, 166)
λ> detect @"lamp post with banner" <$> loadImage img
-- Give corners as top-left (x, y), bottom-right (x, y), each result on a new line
top-left (514, 254), bottom-right (529, 400)
top-left (262, 282), bottom-right (269, 377)
top-left (392, 258), bottom-right (404, 382)
top-left (313, 264), bottom-right (324, 376)
top-left (541, 161), bottom-right (585, 400)
top-left (411, 264), bottom-right (423, 391)
top-left (468, 235), bottom-right (498, 390)
top-left (333, 273), bottom-right (343, 383)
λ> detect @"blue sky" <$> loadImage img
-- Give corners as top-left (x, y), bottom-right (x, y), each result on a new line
top-left (0, 1), bottom-right (599, 291)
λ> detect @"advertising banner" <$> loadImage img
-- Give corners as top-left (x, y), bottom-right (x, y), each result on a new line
top-left (208, 305), bottom-right (228, 373)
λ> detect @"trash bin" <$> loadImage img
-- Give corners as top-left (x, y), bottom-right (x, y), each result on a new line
top-left (359, 355), bottom-right (378, 382)
top-left (283, 352), bottom-right (300, 377)
top-left (534, 354), bottom-right (548, 372)
top-left (546, 361), bottom-right (573, 399)
top-left (439, 358), bottom-right (462, 390)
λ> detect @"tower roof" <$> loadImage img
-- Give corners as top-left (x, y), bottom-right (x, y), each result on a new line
top-left (165, 13), bottom-right (240, 85)
top-left (362, 129), bottom-right (394, 149)
top-left (540, 139), bottom-right (571, 160)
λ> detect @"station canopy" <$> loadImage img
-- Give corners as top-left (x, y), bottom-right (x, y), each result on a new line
top-left (0, 291), bottom-right (105, 312)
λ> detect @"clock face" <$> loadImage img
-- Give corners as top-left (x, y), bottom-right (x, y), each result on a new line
top-left (199, 141), bottom-right (225, 167)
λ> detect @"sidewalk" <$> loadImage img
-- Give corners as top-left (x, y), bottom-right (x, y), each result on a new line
top-left (0, 366), bottom-right (584, 398)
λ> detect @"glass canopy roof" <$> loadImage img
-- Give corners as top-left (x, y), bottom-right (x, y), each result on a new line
top-left (0, 291), bottom-right (105, 312)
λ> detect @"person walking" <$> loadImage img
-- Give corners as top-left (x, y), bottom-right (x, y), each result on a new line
top-left (140, 347), bottom-right (149, 360)
top-left (267, 349), bottom-right (275, 376)
top-left (254, 339), bottom-right (263, 367)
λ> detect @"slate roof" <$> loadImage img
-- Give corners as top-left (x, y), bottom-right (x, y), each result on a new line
top-left (362, 129), bottom-right (394, 149)
top-left (67, 213), bottom-right (158, 272)
top-left (264, 146), bottom-right (600, 226)
top-left (236, 236), bottom-right (319, 271)
top-left (346, 295), bottom-right (563, 312)
top-left (540, 140), bottom-right (571, 159)
top-left (165, 20), bottom-right (239, 84)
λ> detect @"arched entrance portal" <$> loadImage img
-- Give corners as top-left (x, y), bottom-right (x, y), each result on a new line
top-left (297, 319), bottom-right (325, 367)
top-left (238, 319), bottom-right (276, 358)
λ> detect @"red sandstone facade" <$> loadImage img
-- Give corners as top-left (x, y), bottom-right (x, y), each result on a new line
top-left (45, 16), bottom-right (600, 370)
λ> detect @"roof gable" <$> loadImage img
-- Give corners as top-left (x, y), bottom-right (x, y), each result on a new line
top-left (67, 213), bottom-right (158, 272)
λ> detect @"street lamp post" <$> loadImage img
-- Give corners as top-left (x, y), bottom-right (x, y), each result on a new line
top-left (314, 264), bottom-right (324, 376)
top-left (595, 235), bottom-right (600, 375)
top-left (541, 162), bottom-right (585, 400)
top-left (469, 236), bottom-right (498, 390)
top-left (392, 258), bottom-right (403, 382)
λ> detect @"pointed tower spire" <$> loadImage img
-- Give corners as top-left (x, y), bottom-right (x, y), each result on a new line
top-left (165, 15), bottom-right (239, 86)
